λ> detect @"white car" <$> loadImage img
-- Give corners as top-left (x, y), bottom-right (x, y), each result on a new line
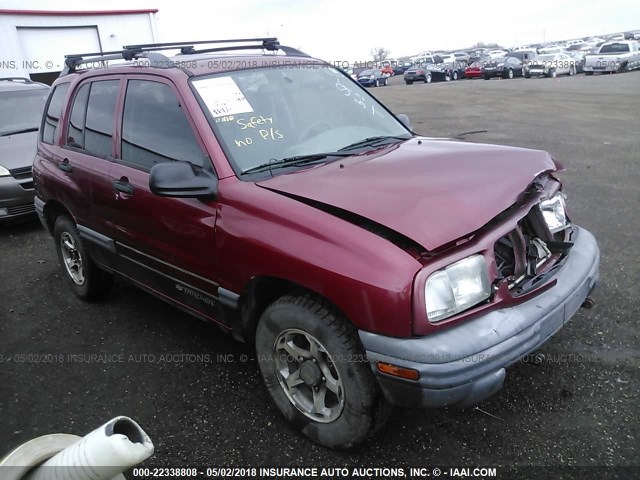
top-left (526, 53), bottom-right (578, 78)
top-left (487, 49), bottom-right (508, 59)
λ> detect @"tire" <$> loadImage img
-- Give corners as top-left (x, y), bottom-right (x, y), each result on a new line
top-left (507, 68), bottom-right (514, 79)
top-left (373, 79), bottom-right (378, 87)
top-left (383, 78), bottom-right (387, 86)
top-left (425, 73), bottom-right (432, 83)
top-left (549, 69), bottom-right (557, 78)
top-left (445, 71), bottom-right (452, 82)
top-left (484, 76), bottom-right (490, 80)
top-left (256, 294), bottom-right (389, 449)
top-left (524, 73), bottom-right (531, 78)
top-left (452, 70), bottom-right (459, 80)
top-left (569, 66), bottom-right (575, 76)
top-left (585, 71), bottom-right (593, 76)
top-left (53, 216), bottom-right (113, 300)
top-left (405, 80), bottom-right (413, 85)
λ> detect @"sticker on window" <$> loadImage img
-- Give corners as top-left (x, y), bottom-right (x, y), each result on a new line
top-left (194, 77), bottom-right (254, 117)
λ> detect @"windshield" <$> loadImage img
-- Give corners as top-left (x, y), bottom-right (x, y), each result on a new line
top-left (600, 43), bottom-right (630, 53)
top-left (0, 88), bottom-right (49, 136)
top-left (192, 66), bottom-right (410, 176)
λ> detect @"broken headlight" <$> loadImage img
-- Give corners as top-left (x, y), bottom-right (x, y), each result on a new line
top-left (425, 254), bottom-right (492, 322)
top-left (540, 193), bottom-right (568, 233)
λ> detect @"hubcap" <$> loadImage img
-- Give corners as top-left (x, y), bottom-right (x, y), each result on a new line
top-left (274, 329), bottom-right (344, 423)
top-left (60, 232), bottom-right (85, 285)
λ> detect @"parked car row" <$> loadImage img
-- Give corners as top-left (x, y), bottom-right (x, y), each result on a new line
top-left (400, 40), bottom-right (640, 84)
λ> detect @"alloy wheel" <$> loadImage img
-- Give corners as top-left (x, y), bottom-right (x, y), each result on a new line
top-left (273, 328), bottom-right (344, 423)
top-left (60, 232), bottom-right (85, 285)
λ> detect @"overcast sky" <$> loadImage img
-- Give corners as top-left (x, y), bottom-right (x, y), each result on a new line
top-left (4, 0), bottom-right (640, 60)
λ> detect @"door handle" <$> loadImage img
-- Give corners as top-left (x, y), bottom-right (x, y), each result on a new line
top-left (58, 158), bottom-right (72, 173)
top-left (112, 179), bottom-right (134, 195)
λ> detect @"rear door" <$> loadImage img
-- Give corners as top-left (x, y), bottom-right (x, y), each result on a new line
top-left (103, 76), bottom-right (224, 325)
top-left (60, 78), bottom-right (121, 232)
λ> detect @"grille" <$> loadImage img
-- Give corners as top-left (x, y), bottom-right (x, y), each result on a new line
top-left (7, 204), bottom-right (35, 216)
top-left (494, 206), bottom-right (571, 295)
top-left (10, 166), bottom-right (32, 180)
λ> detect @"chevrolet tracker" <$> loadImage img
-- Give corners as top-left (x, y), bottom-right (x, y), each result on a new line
top-left (33, 38), bottom-right (600, 449)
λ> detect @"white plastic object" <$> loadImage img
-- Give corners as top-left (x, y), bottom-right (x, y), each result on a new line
top-left (1, 416), bottom-right (154, 480)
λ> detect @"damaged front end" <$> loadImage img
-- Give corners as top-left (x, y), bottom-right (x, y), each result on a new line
top-left (413, 174), bottom-right (578, 335)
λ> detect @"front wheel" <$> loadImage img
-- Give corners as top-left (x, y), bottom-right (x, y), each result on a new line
top-left (425, 72), bottom-right (432, 83)
top-left (549, 69), bottom-right (557, 78)
top-left (507, 68), bottom-right (514, 79)
top-left (256, 295), bottom-right (389, 449)
top-left (53, 216), bottom-right (113, 299)
top-left (405, 80), bottom-right (413, 85)
top-left (452, 70), bottom-right (459, 80)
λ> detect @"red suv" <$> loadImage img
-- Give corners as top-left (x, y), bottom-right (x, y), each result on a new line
top-left (33, 38), bottom-right (600, 449)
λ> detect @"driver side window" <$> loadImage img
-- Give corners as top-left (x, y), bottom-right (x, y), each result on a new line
top-left (121, 80), bottom-right (204, 171)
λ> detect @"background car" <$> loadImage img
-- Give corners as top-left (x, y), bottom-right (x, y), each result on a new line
top-left (393, 62), bottom-right (413, 75)
top-left (464, 61), bottom-right (485, 78)
top-left (0, 77), bottom-right (49, 222)
top-left (506, 50), bottom-right (538, 70)
top-left (404, 65), bottom-right (431, 84)
top-left (526, 53), bottom-right (577, 77)
top-left (356, 68), bottom-right (388, 87)
top-left (483, 57), bottom-right (524, 79)
top-left (380, 64), bottom-right (394, 77)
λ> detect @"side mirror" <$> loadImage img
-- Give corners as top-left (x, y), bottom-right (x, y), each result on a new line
top-left (396, 113), bottom-right (412, 130)
top-left (149, 161), bottom-right (217, 199)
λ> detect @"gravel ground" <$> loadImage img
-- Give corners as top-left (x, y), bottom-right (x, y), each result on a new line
top-left (1, 71), bottom-right (638, 477)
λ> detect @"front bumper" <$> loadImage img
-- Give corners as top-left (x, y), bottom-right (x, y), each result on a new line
top-left (360, 226), bottom-right (600, 408)
top-left (0, 175), bottom-right (36, 221)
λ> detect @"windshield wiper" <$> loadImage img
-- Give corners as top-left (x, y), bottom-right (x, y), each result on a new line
top-left (241, 152), bottom-right (354, 175)
top-left (1, 127), bottom-right (39, 137)
top-left (338, 135), bottom-right (411, 152)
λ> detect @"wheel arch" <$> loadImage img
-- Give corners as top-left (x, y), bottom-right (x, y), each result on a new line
top-left (236, 275), bottom-right (350, 346)
top-left (42, 200), bottom-right (75, 235)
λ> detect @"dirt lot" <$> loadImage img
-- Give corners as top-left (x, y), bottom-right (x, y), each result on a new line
top-left (1, 72), bottom-right (638, 474)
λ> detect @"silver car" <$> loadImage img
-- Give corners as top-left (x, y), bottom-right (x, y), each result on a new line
top-left (526, 53), bottom-right (578, 78)
top-left (0, 78), bottom-right (49, 222)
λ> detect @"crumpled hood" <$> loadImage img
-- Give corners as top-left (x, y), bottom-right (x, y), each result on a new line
top-left (0, 131), bottom-right (38, 170)
top-left (257, 138), bottom-right (557, 251)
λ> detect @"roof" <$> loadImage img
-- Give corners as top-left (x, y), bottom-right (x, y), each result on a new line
top-left (0, 9), bottom-right (158, 16)
top-left (0, 78), bottom-right (49, 92)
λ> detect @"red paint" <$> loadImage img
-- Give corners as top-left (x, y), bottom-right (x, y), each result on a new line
top-left (33, 54), bottom-right (566, 340)
top-left (0, 9), bottom-right (158, 16)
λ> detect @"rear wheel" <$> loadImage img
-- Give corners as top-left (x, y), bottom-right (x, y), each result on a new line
top-left (425, 72), bottom-right (432, 83)
top-left (53, 216), bottom-right (113, 300)
top-left (507, 68), bottom-right (514, 79)
top-left (452, 70), bottom-right (459, 80)
top-left (445, 71), bottom-right (452, 81)
top-left (549, 69), bottom-right (557, 78)
top-left (256, 295), bottom-right (389, 449)
top-left (405, 80), bottom-right (413, 85)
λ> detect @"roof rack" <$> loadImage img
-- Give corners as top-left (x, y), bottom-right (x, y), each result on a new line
top-left (61, 37), bottom-right (309, 77)
top-left (123, 37), bottom-right (309, 57)
top-left (61, 49), bottom-right (172, 76)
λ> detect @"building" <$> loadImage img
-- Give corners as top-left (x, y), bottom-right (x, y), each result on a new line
top-left (0, 9), bottom-right (158, 84)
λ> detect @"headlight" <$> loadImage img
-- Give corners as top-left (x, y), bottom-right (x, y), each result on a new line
top-left (0, 165), bottom-right (10, 177)
top-left (425, 254), bottom-right (492, 322)
top-left (540, 193), bottom-right (568, 232)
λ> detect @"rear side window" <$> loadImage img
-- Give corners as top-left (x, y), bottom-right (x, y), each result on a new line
top-left (121, 80), bottom-right (203, 170)
top-left (42, 83), bottom-right (69, 144)
top-left (84, 80), bottom-right (120, 158)
top-left (66, 84), bottom-right (90, 149)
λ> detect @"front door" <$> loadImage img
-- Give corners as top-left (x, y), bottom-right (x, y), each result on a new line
top-left (103, 77), bottom-right (223, 326)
